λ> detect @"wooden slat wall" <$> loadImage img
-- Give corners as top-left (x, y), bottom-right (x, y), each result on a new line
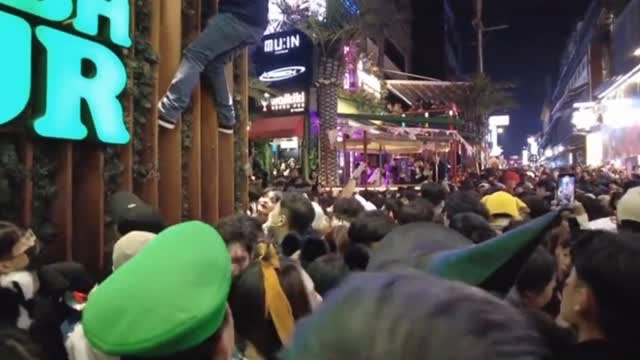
top-left (185, 0), bottom-right (203, 220)
top-left (3, 0), bottom-right (250, 276)
top-left (53, 143), bottom-right (74, 261)
top-left (158, 0), bottom-right (183, 225)
top-left (118, 1), bottom-right (136, 193)
top-left (201, 1), bottom-right (221, 225)
top-left (236, 51), bottom-right (250, 212)
top-left (72, 145), bottom-right (105, 275)
top-left (218, 65), bottom-right (235, 219)
top-left (138, 0), bottom-right (161, 208)
top-left (17, 137), bottom-right (33, 228)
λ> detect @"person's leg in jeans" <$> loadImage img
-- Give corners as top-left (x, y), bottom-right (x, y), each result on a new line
top-left (203, 48), bottom-right (242, 134)
top-left (158, 13), bottom-right (256, 129)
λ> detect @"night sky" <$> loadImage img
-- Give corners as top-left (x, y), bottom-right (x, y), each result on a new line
top-left (413, 0), bottom-right (592, 155)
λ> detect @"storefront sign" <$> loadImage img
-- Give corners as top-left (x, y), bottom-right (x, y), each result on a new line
top-left (260, 92), bottom-right (307, 114)
top-left (264, 33), bottom-right (301, 54)
top-left (255, 29), bottom-right (313, 90)
top-left (0, 0), bottom-right (131, 144)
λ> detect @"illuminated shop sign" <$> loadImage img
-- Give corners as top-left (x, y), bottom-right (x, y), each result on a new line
top-left (259, 66), bottom-right (307, 82)
top-left (260, 92), bottom-right (307, 114)
top-left (0, 0), bottom-right (131, 144)
top-left (264, 33), bottom-right (301, 54)
top-left (255, 29), bottom-right (313, 90)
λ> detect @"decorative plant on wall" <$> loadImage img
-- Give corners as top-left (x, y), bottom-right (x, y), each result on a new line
top-left (132, 0), bottom-right (159, 184)
top-left (32, 142), bottom-right (57, 242)
top-left (104, 145), bottom-right (124, 196)
top-left (338, 87), bottom-right (387, 114)
top-left (234, 97), bottom-right (246, 212)
top-left (180, 0), bottom-right (198, 219)
top-left (0, 138), bottom-right (25, 224)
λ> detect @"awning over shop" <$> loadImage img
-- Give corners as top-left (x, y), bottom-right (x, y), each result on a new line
top-left (249, 115), bottom-right (304, 141)
top-left (330, 117), bottom-right (473, 154)
top-left (386, 80), bottom-right (471, 106)
top-left (337, 112), bottom-right (463, 126)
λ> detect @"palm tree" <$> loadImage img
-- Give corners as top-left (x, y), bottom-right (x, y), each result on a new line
top-left (459, 73), bottom-right (517, 143)
top-left (277, 0), bottom-right (403, 186)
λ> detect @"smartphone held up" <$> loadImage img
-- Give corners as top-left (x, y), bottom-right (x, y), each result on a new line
top-left (557, 174), bottom-right (576, 208)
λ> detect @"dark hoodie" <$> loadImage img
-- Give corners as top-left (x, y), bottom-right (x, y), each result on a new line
top-left (219, 0), bottom-right (269, 29)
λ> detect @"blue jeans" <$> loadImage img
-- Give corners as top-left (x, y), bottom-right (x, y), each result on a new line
top-left (159, 13), bottom-right (263, 127)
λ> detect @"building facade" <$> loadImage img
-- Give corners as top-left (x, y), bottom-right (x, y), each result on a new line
top-left (540, 0), bottom-right (611, 167)
top-left (412, 0), bottom-right (465, 80)
top-left (582, 0), bottom-right (640, 167)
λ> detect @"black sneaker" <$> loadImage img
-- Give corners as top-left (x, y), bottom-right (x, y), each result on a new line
top-left (218, 101), bottom-right (240, 135)
top-left (158, 102), bottom-right (177, 129)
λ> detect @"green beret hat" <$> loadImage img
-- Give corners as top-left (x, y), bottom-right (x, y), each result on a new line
top-left (83, 221), bottom-right (231, 357)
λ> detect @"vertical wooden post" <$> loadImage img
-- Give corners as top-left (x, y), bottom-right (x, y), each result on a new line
top-left (119, 0), bottom-right (136, 192)
top-left (218, 64), bottom-right (235, 218)
top-left (72, 145), bottom-right (105, 275)
top-left (52, 143), bottom-right (73, 260)
top-left (201, 93), bottom-right (220, 224)
top-left (185, 0), bottom-right (203, 220)
top-left (17, 138), bottom-right (33, 228)
top-left (201, 0), bottom-right (221, 224)
top-left (138, 0), bottom-right (161, 207)
top-left (237, 50), bottom-right (250, 212)
top-left (158, 0), bottom-right (183, 225)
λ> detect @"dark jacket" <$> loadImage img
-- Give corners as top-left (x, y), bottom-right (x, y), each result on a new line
top-left (507, 290), bottom-right (575, 359)
top-left (219, 0), bottom-right (269, 29)
top-left (566, 340), bottom-right (627, 360)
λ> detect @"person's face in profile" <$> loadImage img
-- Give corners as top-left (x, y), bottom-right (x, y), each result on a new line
top-left (228, 243), bottom-right (251, 277)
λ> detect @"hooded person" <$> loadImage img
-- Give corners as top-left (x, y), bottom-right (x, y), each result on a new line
top-left (280, 272), bottom-right (548, 360)
top-left (82, 221), bottom-right (235, 360)
top-left (367, 211), bottom-right (560, 296)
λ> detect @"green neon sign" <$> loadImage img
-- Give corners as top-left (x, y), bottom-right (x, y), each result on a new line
top-left (0, 0), bottom-right (132, 144)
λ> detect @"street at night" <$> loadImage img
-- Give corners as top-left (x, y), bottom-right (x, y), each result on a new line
top-left (1, 1), bottom-right (640, 359)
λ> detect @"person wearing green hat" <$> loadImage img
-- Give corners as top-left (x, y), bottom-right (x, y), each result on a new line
top-left (82, 221), bottom-right (235, 360)
top-left (367, 211), bottom-right (560, 296)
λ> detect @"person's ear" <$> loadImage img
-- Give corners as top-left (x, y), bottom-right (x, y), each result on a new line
top-left (276, 213), bottom-right (287, 228)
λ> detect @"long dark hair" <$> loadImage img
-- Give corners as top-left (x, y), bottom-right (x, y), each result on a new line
top-left (229, 258), bottom-right (312, 360)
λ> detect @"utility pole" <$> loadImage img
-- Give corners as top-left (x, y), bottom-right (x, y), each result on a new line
top-left (473, 0), bottom-right (508, 74)
top-left (475, 0), bottom-right (484, 73)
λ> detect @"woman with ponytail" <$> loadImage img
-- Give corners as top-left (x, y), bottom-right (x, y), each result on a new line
top-left (229, 243), bottom-right (321, 360)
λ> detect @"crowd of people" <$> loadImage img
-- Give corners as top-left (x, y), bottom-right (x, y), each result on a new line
top-left (1, 163), bottom-right (640, 360)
